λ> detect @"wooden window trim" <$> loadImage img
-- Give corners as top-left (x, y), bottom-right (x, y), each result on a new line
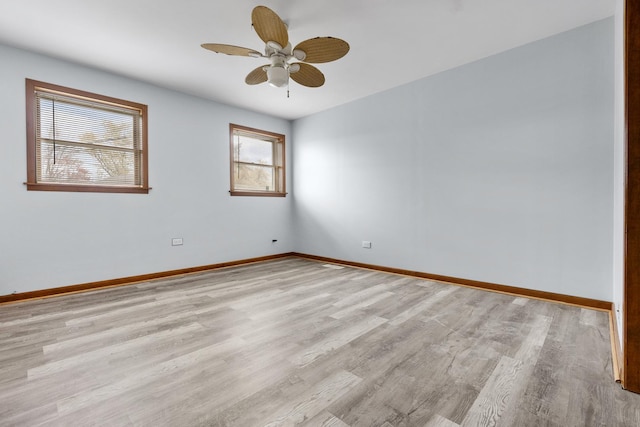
top-left (229, 123), bottom-right (286, 197)
top-left (25, 79), bottom-right (150, 194)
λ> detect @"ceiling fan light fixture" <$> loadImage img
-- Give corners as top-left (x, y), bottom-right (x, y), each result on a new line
top-left (267, 65), bottom-right (288, 87)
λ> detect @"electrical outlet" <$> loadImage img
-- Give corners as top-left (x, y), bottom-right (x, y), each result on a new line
top-left (171, 238), bottom-right (183, 246)
top-left (362, 241), bottom-right (372, 249)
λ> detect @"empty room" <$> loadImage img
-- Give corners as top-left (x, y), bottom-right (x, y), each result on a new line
top-left (1, 0), bottom-right (640, 426)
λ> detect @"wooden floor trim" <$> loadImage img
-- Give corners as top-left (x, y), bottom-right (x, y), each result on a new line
top-left (0, 253), bottom-right (296, 305)
top-left (2, 252), bottom-right (612, 312)
top-left (293, 253), bottom-right (613, 311)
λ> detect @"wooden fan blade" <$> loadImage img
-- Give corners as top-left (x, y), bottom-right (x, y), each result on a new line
top-left (293, 37), bottom-right (349, 63)
top-left (251, 6), bottom-right (288, 48)
top-left (245, 65), bottom-right (268, 85)
top-left (201, 43), bottom-right (262, 57)
top-left (290, 63), bottom-right (325, 88)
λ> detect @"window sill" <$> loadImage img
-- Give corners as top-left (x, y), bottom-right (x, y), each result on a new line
top-left (229, 191), bottom-right (287, 197)
top-left (25, 182), bottom-right (151, 194)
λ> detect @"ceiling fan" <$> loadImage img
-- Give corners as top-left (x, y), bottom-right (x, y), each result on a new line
top-left (201, 5), bottom-right (349, 91)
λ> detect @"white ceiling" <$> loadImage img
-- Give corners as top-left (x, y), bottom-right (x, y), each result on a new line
top-left (0, 0), bottom-right (614, 120)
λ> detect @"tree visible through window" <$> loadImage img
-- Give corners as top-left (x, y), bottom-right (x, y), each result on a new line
top-left (25, 79), bottom-right (149, 193)
top-left (230, 124), bottom-right (285, 197)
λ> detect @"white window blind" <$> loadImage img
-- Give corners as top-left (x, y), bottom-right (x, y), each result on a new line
top-left (34, 89), bottom-right (143, 187)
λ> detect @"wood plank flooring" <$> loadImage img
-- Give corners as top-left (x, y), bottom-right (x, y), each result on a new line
top-left (1, 257), bottom-right (639, 426)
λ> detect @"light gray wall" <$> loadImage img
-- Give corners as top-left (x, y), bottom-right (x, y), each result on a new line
top-left (0, 18), bottom-right (616, 302)
top-left (613, 0), bottom-right (625, 348)
top-left (0, 44), bottom-right (293, 295)
top-left (293, 18), bottom-right (614, 301)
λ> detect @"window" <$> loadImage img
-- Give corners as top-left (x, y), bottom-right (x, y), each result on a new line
top-left (230, 124), bottom-right (286, 197)
top-left (25, 79), bottom-right (149, 193)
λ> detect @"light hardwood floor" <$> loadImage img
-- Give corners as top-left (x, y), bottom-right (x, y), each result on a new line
top-left (1, 257), bottom-right (639, 426)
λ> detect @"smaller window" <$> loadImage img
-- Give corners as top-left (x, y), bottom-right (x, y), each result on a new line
top-left (25, 79), bottom-right (149, 193)
top-left (230, 124), bottom-right (286, 197)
